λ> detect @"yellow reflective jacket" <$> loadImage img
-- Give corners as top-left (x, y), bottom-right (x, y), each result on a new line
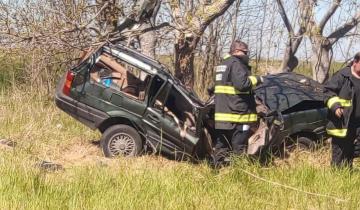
top-left (214, 55), bottom-right (262, 130)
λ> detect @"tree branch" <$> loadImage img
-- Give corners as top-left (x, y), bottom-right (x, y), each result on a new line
top-left (290, 0), bottom-right (313, 50)
top-left (328, 11), bottom-right (360, 45)
top-left (318, 0), bottom-right (341, 33)
top-left (196, 0), bottom-right (236, 33)
top-left (109, 22), bottom-right (172, 43)
top-left (275, 0), bottom-right (294, 35)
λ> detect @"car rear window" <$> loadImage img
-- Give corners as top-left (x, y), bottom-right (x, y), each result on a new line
top-left (88, 52), bottom-right (151, 101)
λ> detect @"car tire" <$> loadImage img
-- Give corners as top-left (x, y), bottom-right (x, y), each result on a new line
top-left (297, 137), bottom-right (316, 151)
top-left (101, 124), bottom-right (143, 157)
top-left (286, 136), bottom-right (316, 152)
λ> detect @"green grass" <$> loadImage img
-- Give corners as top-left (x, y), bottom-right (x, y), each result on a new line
top-left (0, 59), bottom-right (359, 209)
top-left (1, 88), bottom-right (360, 209)
top-left (1, 147), bottom-right (360, 209)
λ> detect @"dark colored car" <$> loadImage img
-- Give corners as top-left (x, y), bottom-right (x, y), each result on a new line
top-left (253, 73), bottom-right (328, 152)
top-left (55, 43), bottom-right (328, 159)
top-left (205, 72), bottom-right (328, 154)
top-left (56, 43), bottom-right (211, 159)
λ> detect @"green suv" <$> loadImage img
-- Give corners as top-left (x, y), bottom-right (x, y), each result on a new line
top-left (55, 43), bottom-right (212, 159)
top-left (56, 43), bottom-right (328, 160)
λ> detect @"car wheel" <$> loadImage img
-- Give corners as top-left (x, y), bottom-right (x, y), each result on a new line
top-left (101, 124), bottom-right (143, 157)
top-left (285, 136), bottom-right (316, 152)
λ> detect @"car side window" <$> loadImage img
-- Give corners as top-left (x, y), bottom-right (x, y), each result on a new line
top-left (148, 76), bottom-right (166, 109)
top-left (165, 87), bottom-right (193, 121)
top-left (152, 85), bottom-right (196, 136)
top-left (89, 53), bottom-right (151, 101)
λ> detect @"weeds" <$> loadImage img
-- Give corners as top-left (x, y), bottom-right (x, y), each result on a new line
top-left (1, 63), bottom-right (360, 209)
top-left (0, 88), bottom-right (360, 209)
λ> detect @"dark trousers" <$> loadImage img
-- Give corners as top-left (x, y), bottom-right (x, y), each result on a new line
top-left (213, 125), bottom-right (251, 161)
top-left (331, 128), bottom-right (359, 167)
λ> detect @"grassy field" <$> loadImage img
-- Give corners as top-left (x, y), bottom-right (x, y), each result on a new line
top-left (1, 59), bottom-right (360, 209)
top-left (1, 83), bottom-right (360, 209)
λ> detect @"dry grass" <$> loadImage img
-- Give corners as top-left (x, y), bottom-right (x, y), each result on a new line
top-left (2, 86), bottom-right (360, 209)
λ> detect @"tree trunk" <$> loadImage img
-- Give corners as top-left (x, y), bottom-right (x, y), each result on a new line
top-left (198, 24), bottom-right (218, 98)
top-left (310, 37), bottom-right (331, 84)
top-left (276, 0), bottom-right (310, 73)
top-left (139, 23), bottom-right (157, 80)
top-left (279, 42), bottom-right (299, 72)
top-left (199, 38), bottom-right (212, 96)
top-left (174, 36), bottom-right (197, 89)
top-left (231, 0), bottom-right (242, 41)
top-left (170, 0), bottom-right (236, 88)
top-left (207, 30), bottom-right (218, 88)
top-left (139, 24), bottom-right (156, 58)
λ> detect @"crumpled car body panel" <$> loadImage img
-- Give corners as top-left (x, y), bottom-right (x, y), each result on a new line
top-left (255, 73), bottom-right (324, 113)
top-left (204, 72), bottom-right (328, 155)
top-left (251, 73), bottom-right (327, 154)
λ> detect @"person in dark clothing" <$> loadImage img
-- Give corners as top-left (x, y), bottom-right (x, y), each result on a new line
top-left (212, 40), bottom-right (263, 166)
top-left (324, 52), bottom-right (360, 167)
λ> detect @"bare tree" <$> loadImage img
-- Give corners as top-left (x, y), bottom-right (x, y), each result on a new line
top-left (0, 0), bottom-right (166, 91)
top-left (308, 0), bottom-right (360, 83)
top-left (115, 0), bottom-right (162, 58)
top-left (275, 0), bottom-right (360, 82)
top-left (276, 0), bottom-right (311, 72)
top-left (3, 0), bottom-right (360, 95)
top-left (231, 0), bottom-right (242, 41)
top-left (168, 0), bottom-right (236, 88)
top-left (0, 0), bottom-right (95, 91)
top-left (197, 21), bottom-right (222, 98)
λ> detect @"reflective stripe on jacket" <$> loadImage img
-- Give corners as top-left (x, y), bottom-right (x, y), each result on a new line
top-left (324, 67), bottom-right (354, 138)
top-left (214, 55), bottom-right (261, 130)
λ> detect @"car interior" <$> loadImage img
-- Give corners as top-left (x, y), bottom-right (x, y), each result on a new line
top-left (87, 51), bottom-right (197, 140)
top-left (89, 53), bottom-right (151, 100)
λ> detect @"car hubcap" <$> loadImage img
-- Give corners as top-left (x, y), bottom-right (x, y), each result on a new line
top-left (109, 133), bottom-right (136, 156)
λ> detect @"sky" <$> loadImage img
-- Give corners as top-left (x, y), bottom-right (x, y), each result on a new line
top-left (217, 0), bottom-right (360, 62)
top-left (281, 0), bottom-right (360, 62)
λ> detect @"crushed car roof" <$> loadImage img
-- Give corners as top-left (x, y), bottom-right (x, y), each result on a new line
top-left (255, 73), bottom-right (324, 112)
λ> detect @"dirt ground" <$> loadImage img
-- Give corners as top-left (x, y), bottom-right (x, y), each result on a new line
top-left (52, 140), bottom-right (183, 171)
top-left (0, 136), bottom-right (333, 171)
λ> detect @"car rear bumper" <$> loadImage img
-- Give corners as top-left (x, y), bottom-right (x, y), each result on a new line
top-left (55, 76), bottom-right (109, 130)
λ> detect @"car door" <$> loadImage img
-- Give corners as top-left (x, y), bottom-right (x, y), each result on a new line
top-left (142, 77), bottom-right (197, 156)
top-left (161, 85), bottom-right (199, 155)
top-left (141, 76), bottom-right (175, 153)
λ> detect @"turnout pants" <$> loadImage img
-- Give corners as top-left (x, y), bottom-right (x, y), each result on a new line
top-left (331, 127), bottom-right (360, 167)
top-left (213, 124), bottom-right (251, 162)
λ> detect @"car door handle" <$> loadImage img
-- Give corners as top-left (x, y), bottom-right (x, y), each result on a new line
top-left (148, 114), bottom-right (160, 123)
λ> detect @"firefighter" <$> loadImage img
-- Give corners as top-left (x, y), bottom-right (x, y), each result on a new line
top-left (324, 52), bottom-right (360, 167)
top-left (212, 40), bottom-right (263, 166)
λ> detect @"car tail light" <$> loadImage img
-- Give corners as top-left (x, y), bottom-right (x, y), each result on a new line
top-left (63, 71), bottom-right (75, 96)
